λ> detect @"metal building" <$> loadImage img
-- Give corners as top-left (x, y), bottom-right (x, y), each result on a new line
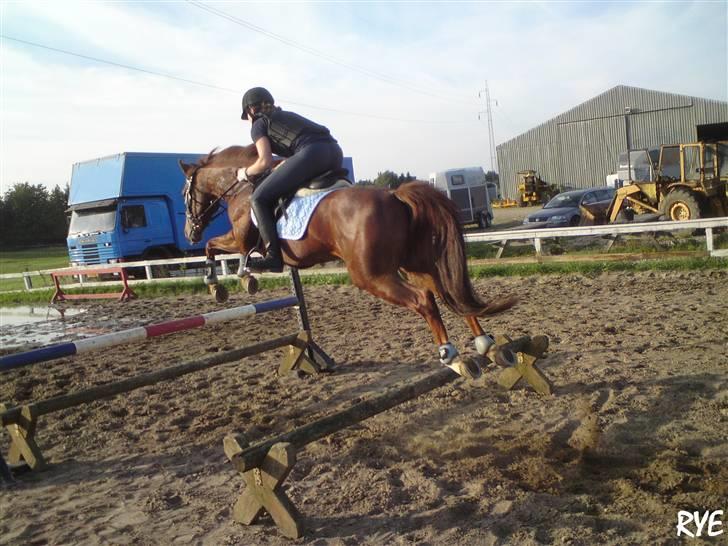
top-left (496, 85), bottom-right (728, 199)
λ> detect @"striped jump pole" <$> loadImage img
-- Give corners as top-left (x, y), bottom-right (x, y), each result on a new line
top-left (0, 297), bottom-right (298, 372)
top-left (1, 268), bottom-right (332, 372)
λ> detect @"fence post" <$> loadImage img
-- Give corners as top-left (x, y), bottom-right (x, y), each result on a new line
top-left (22, 273), bottom-right (33, 291)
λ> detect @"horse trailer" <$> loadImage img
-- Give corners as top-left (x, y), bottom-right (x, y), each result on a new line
top-left (428, 167), bottom-right (494, 228)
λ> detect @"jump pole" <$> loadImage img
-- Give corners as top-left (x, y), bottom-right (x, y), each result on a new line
top-left (0, 297), bottom-right (297, 372)
top-left (1, 269), bottom-right (335, 473)
top-left (0, 332), bottom-right (315, 471)
top-left (1, 269), bottom-right (329, 372)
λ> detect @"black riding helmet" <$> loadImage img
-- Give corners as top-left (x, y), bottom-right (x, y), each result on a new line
top-left (241, 87), bottom-right (274, 120)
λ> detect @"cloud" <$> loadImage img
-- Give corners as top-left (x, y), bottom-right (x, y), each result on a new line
top-left (1, 1), bottom-right (725, 192)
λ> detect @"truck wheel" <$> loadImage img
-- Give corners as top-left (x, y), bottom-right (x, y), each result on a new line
top-left (661, 189), bottom-right (701, 221)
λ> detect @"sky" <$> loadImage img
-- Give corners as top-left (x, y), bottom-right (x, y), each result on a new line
top-left (1, 0), bottom-right (726, 193)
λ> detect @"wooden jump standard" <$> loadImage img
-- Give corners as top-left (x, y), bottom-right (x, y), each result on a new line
top-left (222, 334), bottom-right (552, 539)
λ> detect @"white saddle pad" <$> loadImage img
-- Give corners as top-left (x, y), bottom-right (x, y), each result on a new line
top-left (250, 184), bottom-right (347, 240)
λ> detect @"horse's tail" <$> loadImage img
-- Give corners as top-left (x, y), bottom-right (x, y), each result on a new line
top-left (393, 181), bottom-right (517, 317)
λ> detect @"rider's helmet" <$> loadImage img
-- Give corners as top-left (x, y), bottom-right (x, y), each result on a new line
top-left (241, 87), bottom-right (275, 120)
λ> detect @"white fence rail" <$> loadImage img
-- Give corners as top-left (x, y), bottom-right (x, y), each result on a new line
top-left (2, 217), bottom-right (727, 292)
top-left (463, 216), bottom-right (728, 258)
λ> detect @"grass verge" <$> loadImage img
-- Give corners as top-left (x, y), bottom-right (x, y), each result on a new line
top-left (0, 246), bottom-right (69, 274)
top-left (0, 257), bottom-right (724, 306)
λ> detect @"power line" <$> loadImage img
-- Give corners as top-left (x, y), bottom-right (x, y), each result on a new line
top-left (185, 0), bottom-right (477, 105)
top-left (1, 34), bottom-right (238, 93)
top-left (1, 34), bottom-right (477, 125)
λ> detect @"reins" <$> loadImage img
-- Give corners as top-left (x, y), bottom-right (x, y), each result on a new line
top-left (186, 169), bottom-right (248, 226)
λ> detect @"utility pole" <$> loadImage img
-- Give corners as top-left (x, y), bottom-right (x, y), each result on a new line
top-left (478, 80), bottom-right (498, 174)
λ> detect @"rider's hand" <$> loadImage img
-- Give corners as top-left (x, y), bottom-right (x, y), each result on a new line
top-left (237, 168), bottom-right (249, 182)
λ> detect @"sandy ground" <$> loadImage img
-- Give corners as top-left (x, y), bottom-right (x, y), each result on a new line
top-left (1, 270), bottom-right (727, 545)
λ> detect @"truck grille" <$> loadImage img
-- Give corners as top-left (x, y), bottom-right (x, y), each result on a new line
top-left (68, 244), bottom-right (117, 265)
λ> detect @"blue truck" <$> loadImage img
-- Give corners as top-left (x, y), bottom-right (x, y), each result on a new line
top-left (66, 152), bottom-right (356, 266)
top-left (66, 152), bottom-right (232, 266)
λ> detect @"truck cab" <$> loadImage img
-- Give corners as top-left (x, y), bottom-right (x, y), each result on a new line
top-left (66, 152), bottom-right (232, 266)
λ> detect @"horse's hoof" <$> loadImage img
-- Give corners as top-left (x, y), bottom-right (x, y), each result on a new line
top-left (210, 284), bottom-right (229, 303)
top-left (494, 347), bottom-right (517, 368)
top-left (528, 335), bottom-right (550, 357)
top-left (240, 274), bottom-right (259, 295)
top-left (446, 357), bottom-right (482, 380)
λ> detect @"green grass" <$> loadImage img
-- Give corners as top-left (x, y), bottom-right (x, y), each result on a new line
top-left (470, 256), bottom-right (727, 278)
top-left (0, 246), bottom-right (69, 274)
top-left (0, 256), bottom-right (724, 306)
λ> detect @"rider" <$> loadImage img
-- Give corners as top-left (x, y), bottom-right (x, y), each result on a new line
top-left (238, 87), bottom-right (343, 272)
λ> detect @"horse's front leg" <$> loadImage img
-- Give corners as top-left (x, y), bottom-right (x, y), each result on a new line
top-left (204, 231), bottom-right (239, 303)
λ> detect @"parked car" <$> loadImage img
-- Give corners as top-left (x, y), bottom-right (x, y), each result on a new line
top-left (522, 187), bottom-right (616, 228)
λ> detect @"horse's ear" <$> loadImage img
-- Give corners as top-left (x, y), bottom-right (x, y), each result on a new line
top-left (179, 160), bottom-right (192, 175)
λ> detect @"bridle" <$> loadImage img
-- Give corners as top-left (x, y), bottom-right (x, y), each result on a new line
top-left (183, 167), bottom-right (243, 235)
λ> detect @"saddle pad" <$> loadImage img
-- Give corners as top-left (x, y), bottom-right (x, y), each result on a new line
top-left (251, 186), bottom-right (344, 241)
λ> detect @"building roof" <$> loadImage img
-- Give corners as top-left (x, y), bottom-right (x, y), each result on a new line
top-left (498, 85), bottom-right (728, 149)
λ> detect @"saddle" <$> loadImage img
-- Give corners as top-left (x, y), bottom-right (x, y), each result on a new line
top-left (274, 168), bottom-right (352, 220)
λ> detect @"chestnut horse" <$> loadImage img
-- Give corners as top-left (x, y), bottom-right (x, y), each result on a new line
top-left (179, 146), bottom-right (516, 378)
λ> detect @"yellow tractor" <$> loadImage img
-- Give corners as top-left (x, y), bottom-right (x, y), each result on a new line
top-left (588, 141), bottom-right (728, 224)
top-left (517, 170), bottom-right (559, 207)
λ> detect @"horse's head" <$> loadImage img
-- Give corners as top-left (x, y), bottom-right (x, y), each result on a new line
top-left (178, 145), bottom-right (259, 243)
top-left (179, 159), bottom-right (222, 244)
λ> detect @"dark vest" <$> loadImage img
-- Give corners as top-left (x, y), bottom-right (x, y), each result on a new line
top-left (262, 108), bottom-right (331, 157)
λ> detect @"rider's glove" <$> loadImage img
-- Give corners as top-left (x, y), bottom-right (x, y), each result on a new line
top-left (237, 168), bottom-right (249, 182)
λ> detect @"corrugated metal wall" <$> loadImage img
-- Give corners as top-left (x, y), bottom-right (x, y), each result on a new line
top-left (496, 85), bottom-right (728, 199)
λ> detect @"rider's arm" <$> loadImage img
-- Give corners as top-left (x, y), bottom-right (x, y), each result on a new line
top-left (245, 137), bottom-right (274, 177)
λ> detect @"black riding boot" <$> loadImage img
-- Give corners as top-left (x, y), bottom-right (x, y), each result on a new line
top-left (249, 206), bottom-right (284, 273)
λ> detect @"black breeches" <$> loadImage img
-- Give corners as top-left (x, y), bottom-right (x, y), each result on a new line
top-left (251, 142), bottom-right (343, 215)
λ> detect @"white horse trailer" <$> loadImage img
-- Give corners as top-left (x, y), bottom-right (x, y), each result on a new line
top-left (428, 167), bottom-right (494, 228)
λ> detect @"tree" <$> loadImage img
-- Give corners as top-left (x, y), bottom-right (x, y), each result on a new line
top-left (0, 182), bottom-right (70, 248)
top-left (373, 170), bottom-right (417, 189)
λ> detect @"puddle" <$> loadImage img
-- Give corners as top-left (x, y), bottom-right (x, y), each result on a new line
top-left (0, 305), bottom-right (86, 326)
top-left (0, 305), bottom-right (89, 350)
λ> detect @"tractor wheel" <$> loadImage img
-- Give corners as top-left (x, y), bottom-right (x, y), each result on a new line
top-left (661, 189), bottom-right (702, 221)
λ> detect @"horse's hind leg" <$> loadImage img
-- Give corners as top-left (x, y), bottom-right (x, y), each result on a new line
top-left (464, 316), bottom-right (496, 356)
top-left (406, 271), bottom-right (495, 359)
top-left (350, 270), bottom-right (479, 379)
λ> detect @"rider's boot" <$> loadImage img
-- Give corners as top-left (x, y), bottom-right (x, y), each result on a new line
top-left (249, 205), bottom-right (284, 273)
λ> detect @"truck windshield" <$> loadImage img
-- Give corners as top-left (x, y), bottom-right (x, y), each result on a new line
top-left (69, 208), bottom-right (116, 235)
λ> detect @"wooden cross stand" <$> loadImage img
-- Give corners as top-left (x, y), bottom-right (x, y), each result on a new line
top-left (224, 436), bottom-right (303, 539)
top-left (223, 365), bottom-right (462, 539)
top-left (493, 334), bottom-right (553, 395)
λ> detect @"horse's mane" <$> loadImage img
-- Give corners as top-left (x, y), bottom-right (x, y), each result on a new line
top-left (196, 144), bottom-right (259, 169)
